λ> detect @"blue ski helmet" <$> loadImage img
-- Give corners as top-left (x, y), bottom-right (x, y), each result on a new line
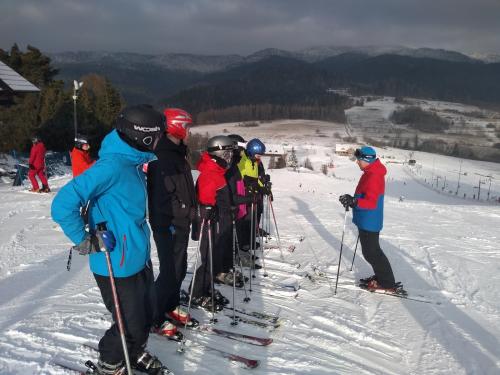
top-left (246, 138), bottom-right (266, 157)
top-left (354, 146), bottom-right (377, 163)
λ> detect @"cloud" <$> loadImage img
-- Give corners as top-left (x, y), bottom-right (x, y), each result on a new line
top-left (1, 0), bottom-right (499, 55)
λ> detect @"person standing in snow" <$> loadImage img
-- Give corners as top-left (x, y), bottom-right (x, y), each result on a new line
top-left (70, 134), bottom-right (95, 177)
top-left (190, 135), bottom-right (236, 311)
top-left (147, 108), bottom-right (197, 337)
top-left (339, 146), bottom-right (397, 291)
top-left (51, 105), bottom-right (173, 375)
top-left (28, 136), bottom-right (50, 193)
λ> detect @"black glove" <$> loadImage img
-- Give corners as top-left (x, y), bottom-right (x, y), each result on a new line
top-left (29, 163), bottom-right (35, 170)
top-left (199, 205), bottom-right (214, 220)
top-left (264, 174), bottom-right (271, 183)
top-left (73, 230), bottom-right (116, 255)
top-left (230, 205), bottom-right (239, 220)
top-left (339, 194), bottom-right (357, 209)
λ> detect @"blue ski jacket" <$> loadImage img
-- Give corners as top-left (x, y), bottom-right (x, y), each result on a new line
top-left (51, 130), bottom-right (156, 277)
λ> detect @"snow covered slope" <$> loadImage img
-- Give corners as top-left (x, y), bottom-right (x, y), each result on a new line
top-left (0, 137), bottom-right (499, 374)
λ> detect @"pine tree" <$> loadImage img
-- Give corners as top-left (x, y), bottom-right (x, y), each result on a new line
top-left (287, 147), bottom-right (299, 171)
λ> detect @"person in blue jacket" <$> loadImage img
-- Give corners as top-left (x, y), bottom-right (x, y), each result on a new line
top-left (51, 105), bottom-right (172, 375)
top-left (339, 146), bottom-right (397, 292)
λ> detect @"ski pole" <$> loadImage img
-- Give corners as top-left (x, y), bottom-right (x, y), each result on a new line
top-left (207, 219), bottom-right (217, 324)
top-left (258, 206), bottom-right (268, 277)
top-left (269, 196), bottom-right (285, 260)
top-left (233, 221), bottom-right (251, 303)
top-left (349, 235), bottom-right (360, 271)
top-left (334, 207), bottom-right (349, 295)
top-left (249, 202), bottom-right (255, 290)
top-left (231, 219), bottom-right (237, 326)
top-left (178, 219), bottom-right (205, 353)
top-left (97, 223), bottom-right (133, 375)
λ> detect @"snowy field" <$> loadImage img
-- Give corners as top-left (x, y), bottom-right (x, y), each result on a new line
top-left (0, 130), bottom-right (499, 374)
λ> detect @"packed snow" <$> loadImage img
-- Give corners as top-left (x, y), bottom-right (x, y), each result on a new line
top-left (0, 124), bottom-right (499, 374)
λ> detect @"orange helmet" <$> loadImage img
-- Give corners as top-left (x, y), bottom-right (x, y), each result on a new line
top-left (163, 108), bottom-right (192, 140)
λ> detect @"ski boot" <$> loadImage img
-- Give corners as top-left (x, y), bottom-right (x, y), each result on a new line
top-left (166, 306), bottom-right (199, 328)
top-left (359, 275), bottom-right (377, 286)
top-left (365, 279), bottom-right (402, 294)
top-left (191, 295), bottom-right (224, 312)
top-left (28, 188), bottom-right (39, 193)
top-left (134, 350), bottom-right (174, 374)
top-left (215, 272), bottom-right (244, 288)
top-left (39, 185), bottom-right (51, 193)
top-left (90, 358), bottom-right (126, 374)
top-left (153, 320), bottom-right (183, 341)
top-left (213, 289), bottom-right (230, 306)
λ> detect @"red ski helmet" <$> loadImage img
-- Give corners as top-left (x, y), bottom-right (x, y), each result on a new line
top-left (163, 108), bottom-right (193, 140)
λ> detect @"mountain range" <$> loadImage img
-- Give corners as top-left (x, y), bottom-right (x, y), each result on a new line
top-left (49, 46), bottom-right (500, 107)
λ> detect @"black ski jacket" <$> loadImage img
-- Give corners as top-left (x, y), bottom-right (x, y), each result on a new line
top-left (147, 135), bottom-right (196, 231)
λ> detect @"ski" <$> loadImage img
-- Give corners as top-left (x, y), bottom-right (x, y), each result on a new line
top-left (357, 283), bottom-right (441, 305)
top-left (152, 329), bottom-right (260, 369)
top-left (193, 344), bottom-right (260, 369)
top-left (223, 313), bottom-right (281, 330)
top-left (223, 306), bottom-right (281, 324)
top-left (196, 325), bottom-right (273, 346)
top-left (51, 358), bottom-right (98, 374)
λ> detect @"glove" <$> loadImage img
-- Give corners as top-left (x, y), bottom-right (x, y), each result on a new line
top-left (29, 164), bottom-right (35, 170)
top-left (339, 194), bottom-right (357, 209)
top-left (73, 230), bottom-right (116, 255)
top-left (199, 205), bottom-right (214, 220)
top-left (230, 205), bottom-right (239, 220)
top-left (264, 174), bottom-right (271, 183)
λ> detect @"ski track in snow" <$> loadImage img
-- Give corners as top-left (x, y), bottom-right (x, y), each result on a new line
top-left (1, 142), bottom-right (500, 374)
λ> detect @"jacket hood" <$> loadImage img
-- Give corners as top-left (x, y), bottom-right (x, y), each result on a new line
top-left (363, 158), bottom-right (386, 177)
top-left (99, 129), bottom-right (156, 165)
top-left (197, 152), bottom-right (226, 174)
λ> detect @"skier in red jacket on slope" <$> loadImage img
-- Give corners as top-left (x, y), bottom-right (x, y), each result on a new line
top-left (28, 136), bottom-right (50, 193)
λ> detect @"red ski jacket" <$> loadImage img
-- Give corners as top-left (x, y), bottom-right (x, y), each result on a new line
top-left (71, 147), bottom-right (95, 177)
top-left (196, 152), bottom-right (227, 206)
top-left (352, 158), bottom-right (386, 232)
top-left (29, 142), bottom-right (46, 169)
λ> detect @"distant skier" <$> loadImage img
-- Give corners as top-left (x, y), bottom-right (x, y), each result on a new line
top-left (70, 134), bottom-right (95, 177)
top-left (147, 108), bottom-right (197, 337)
top-left (28, 136), bottom-right (50, 192)
top-left (52, 105), bottom-right (173, 374)
top-left (339, 146), bottom-right (398, 292)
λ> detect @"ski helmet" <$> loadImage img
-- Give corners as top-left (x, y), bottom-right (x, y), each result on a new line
top-left (246, 138), bottom-right (266, 158)
top-left (354, 146), bottom-right (376, 163)
top-left (74, 134), bottom-right (89, 150)
top-left (115, 105), bottom-right (164, 152)
top-left (164, 108), bottom-right (192, 140)
top-left (227, 134), bottom-right (246, 149)
top-left (207, 135), bottom-right (237, 165)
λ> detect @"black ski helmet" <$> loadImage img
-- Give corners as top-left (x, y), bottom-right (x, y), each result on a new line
top-left (115, 105), bottom-right (164, 152)
top-left (74, 134), bottom-right (89, 150)
top-left (207, 135), bottom-right (237, 165)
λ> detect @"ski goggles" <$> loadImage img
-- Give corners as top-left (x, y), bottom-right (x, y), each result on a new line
top-left (354, 148), bottom-right (376, 162)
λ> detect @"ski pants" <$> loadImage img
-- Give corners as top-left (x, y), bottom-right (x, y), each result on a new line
top-left (191, 213), bottom-right (231, 298)
top-left (28, 167), bottom-right (48, 190)
top-left (94, 265), bottom-right (155, 364)
top-left (153, 225), bottom-right (189, 324)
top-left (358, 229), bottom-right (396, 288)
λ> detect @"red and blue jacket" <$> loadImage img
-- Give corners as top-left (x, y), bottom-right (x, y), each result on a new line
top-left (352, 159), bottom-right (386, 232)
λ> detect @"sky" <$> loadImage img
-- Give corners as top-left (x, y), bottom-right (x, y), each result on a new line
top-left (1, 0), bottom-right (500, 56)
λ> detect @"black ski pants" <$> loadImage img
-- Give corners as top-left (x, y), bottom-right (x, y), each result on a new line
top-left (94, 265), bottom-right (154, 364)
top-left (153, 225), bottom-right (189, 324)
top-left (358, 229), bottom-right (396, 288)
top-left (191, 214), bottom-right (231, 298)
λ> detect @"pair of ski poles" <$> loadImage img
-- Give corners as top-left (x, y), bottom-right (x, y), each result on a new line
top-left (334, 207), bottom-right (360, 295)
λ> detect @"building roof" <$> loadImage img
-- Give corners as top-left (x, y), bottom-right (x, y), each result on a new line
top-left (0, 61), bottom-right (40, 93)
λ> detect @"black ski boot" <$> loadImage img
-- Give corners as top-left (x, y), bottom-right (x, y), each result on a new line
top-left (359, 275), bottom-right (377, 285)
top-left (192, 295), bottom-right (224, 312)
top-left (134, 351), bottom-right (174, 374)
top-left (91, 358), bottom-right (126, 374)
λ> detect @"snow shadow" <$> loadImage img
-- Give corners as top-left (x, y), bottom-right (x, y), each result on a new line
top-left (291, 196), bottom-right (500, 374)
top-left (0, 248), bottom-right (86, 332)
